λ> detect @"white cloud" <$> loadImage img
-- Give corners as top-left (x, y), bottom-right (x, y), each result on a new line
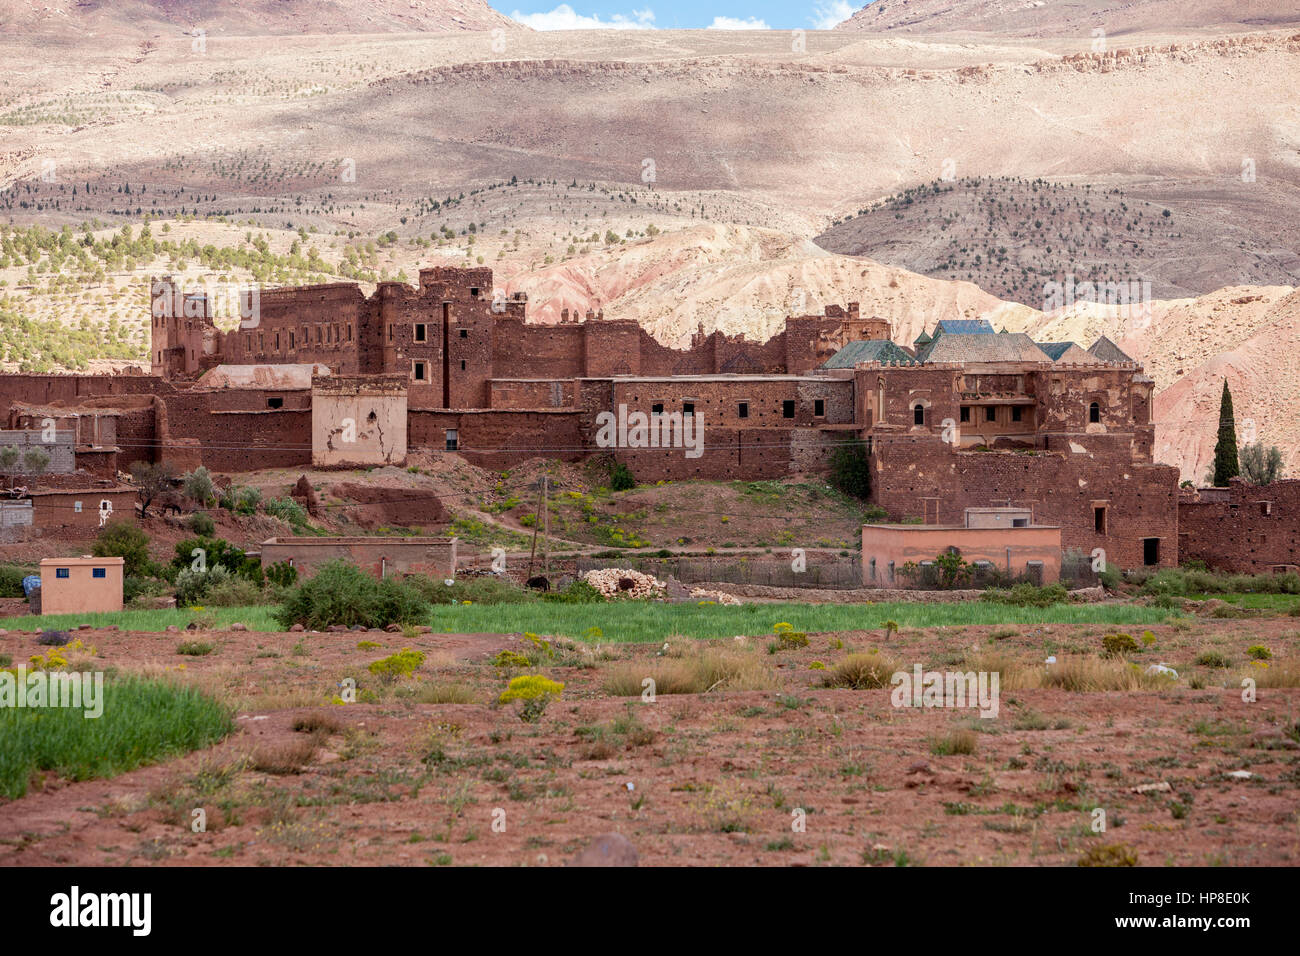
top-left (510, 5), bottom-right (656, 29)
top-left (810, 0), bottom-right (856, 30)
top-left (707, 16), bottom-right (770, 29)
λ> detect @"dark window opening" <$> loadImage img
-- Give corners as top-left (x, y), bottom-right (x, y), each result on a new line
top-left (683, 402), bottom-right (695, 417)
top-left (783, 400), bottom-right (796, 419)
top-left (1094, 507), bottom-right (1106, 534)
top-left (445, 429), bottom-right (459, 451)
top-left (1011, 406), bottom-right (1023, 422)
top-left (1012, 518), bottom-right (1028, 528)
top-left (459, 328), bottom-right (468, 338)
top-left (1089, 401), bottom-right (1101, 423)
top-left (1143, 537), bottom-right (1160, 566)
top-left (413, 362), bottom-right (426, 381)
top-left (92, 567), bottom-right (106, 579)
top-left (267, 397), bottom-right (284, 409)
top-left (460, 360), bottom-right (466, 371)
top-left (56, 568), bottom-right (69, 578)
top-left (913, 404), bottom-right (925, 426)
top-left (289, 332), bottom-right (295, 349)
top-left (651, 403), bottom-right (664, 415)
top-left (959, 406), bottom-right (970, 423)
top-left (738, 402), bottom-right (749, 419)
top-left (984, 406), bottom-right (996, 422)
top-left (414, 323), bottom-right (426, 342)
top-left (470, 288), bottom-right (480, 298)
top-left (814, 399), bottom-right (825, 417)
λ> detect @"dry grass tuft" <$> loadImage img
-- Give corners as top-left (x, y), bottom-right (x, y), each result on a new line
top-left (602, 645), bottom-right (779, 696)
top-left (822, 651), bottom-right (900, 690)
top-left (292, 711), bottom-right (344, 735)
top-left (248, 738), bottom-right (317, 775)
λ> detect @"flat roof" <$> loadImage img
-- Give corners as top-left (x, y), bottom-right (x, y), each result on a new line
top-left (864, 523), bottom-right (1060, 530)
top-left (40, 556), bottom-right (124, 565)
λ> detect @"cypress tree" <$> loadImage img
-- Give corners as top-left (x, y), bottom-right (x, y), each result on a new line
top-left (1212, 378), bottom-right (1240, 486)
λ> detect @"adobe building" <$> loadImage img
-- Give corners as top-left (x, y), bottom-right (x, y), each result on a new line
top-left (1179, 479), bottom-right (1300, 574)
top-left (26, 484), bottom-right (136, 537)
top-left (0, 266), bottom-right (1220, 574)
top-left (260, 536), bottom-right (458, 579)
top-left (862, 508), bottom-right (1062, 587)
top-left (38, 556), bottom-right (124, 615)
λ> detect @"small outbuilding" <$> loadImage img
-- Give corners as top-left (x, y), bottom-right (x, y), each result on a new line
top-left (37, 555), bottom-right (125, 615)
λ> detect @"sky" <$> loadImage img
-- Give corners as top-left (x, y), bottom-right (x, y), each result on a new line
top-left (505, 1), bottom-right (862, 31)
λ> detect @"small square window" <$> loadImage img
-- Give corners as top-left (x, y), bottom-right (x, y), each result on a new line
top-left (459, 329), bottom-right (468, 339)
top-left (56, 568), bottom-right (70, 579)
top-left (651, 403), bottom-right (664, 415)
top-left (1011, 406), bottom-right (1023, 422)
top-left (782, 400), bottom-right (795, 418)
top-left (74, 501), bottom-right (83, 513)
top-left (267, 397), bottom-right (283, 409)
top-left (414, 323), bottom-right (426, 342)
top-left (959, 406), bottom-right (970, 423)
top-left (92, 567), bottom-right (106, 579)
top-left (683, 402), bottom-right (695, 417)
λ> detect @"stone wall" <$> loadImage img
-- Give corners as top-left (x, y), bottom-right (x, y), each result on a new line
top-left (1179, 479), bottom-right (1300, 573)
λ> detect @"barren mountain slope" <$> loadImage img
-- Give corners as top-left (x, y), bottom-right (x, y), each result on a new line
top-left (816, 176), bottom-right (1300, 304)
top-left (500, 222), bottom-right (1026, 345)
top-left (836, 0), bottom-right (1300, 36)
top-left (0, 0), bottom-right (522, 36)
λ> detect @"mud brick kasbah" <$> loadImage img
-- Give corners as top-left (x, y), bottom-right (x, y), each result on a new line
top-left (1, 264), bottom-right (1289, 574)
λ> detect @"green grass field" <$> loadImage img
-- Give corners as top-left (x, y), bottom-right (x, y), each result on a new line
top-left (12, 600), bottom-right (1180, 644)
top-left (0, 676), bottom-right (233, 800)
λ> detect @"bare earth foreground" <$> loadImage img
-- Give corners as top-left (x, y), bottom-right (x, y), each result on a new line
top-left (1, 614), bottom-right (1297, 867)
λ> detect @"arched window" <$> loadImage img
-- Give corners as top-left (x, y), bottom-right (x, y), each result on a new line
top-left (913, 404), bottom-right (925, 426)
top-left (1088, 401), bottom-right (1100, 423)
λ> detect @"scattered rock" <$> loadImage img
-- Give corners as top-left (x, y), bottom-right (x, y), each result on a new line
top-left (230, 622), bottom-right (248, 631)
top-left (1130, 781), bottom-right (1172, 794)
top-left (289, 623), bottom-right (305, 632)
top-left (165, 625), bottom-right (181, 633)
top-left (566, 832), bottom-right (638, 867)
top-left (327, 624), bottom-right (348, 632)
top-left (906, 760), bottom-right (931, 775)
top-left (1227, 770), bottom-right (1254, 780)
top-left (385, 623), bottom-right (403, 633)
top-left (1145, 663), bottom-right (1179, 678)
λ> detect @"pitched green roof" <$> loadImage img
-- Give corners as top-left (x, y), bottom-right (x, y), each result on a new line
top-left (820, 340), bottom-right (917, 369)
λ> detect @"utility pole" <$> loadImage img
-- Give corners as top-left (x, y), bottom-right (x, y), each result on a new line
top-left (526, 475), bottom-right (545, 579)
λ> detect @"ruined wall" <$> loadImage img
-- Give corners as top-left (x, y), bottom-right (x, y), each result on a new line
top-left (311, 376), bottom-right (408, 468)
top-left (259, 536), bottom-right (457, 579)
top-left (329, 482), bottom-right (449, 530)
top-left (870, 437), bottom-right (1179, 570)
top-left (1179, 479), bottom-right (1300, 573)
top-left (409, 408), bottom-right (583, 471)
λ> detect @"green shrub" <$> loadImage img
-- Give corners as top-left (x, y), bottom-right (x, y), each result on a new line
top-left (123, 575), bottom-right (169, 605)
top-left (1247, 645), bottom-right (1272, 660)
top-left (182, 466), bottom-right (216, 506)
top-left (1194, 649), bottom-right (1231, 669)
top-left (490, 650), bottom-right (531, 668)
top-left (176, 641), bottom-right (214, 656)
top-left (1078, 843), bottom-right (1138, 867)
top-left (541, 579), bottom-right (604, 604)
top-left (609, 462), bottom-right (636, 491)
top-left (498, 674), bottom-right (563, 722)
top-left (175, 565), bottom-right (230, 606)
top-left (188, 511), bottom-right (215, 536)
top-left (203, 576), bottom-right (266, 607)
top-left (274, 560), bottom-right (430, 630)
top-left (0, 564), bottom-right (32, 598)
top-left (407, 575), bottom-right (537, 606)
top-left (92, 521), bottom-right (152, 578)
top-left (981, 582), bottom-right (1070, 608)
top-left (368, 648), bottom-right (425, 683)
top-left (265, 561), bottom-right (298, 589)
top-left (265, 497), bottom-right (307, 526)
top-left (1101, 633), bottom-right (1138, 657)
top-left (829, 439), bottom-right (870, 500)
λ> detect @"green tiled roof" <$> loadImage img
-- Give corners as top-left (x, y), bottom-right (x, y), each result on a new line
top-left (820, 340), bottom-right (917, 368)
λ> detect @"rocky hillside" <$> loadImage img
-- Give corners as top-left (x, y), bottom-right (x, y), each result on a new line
top-left (835, 0), bottom-right (1300, 36)
top-left (0, 0), bottom-right (523, 36)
